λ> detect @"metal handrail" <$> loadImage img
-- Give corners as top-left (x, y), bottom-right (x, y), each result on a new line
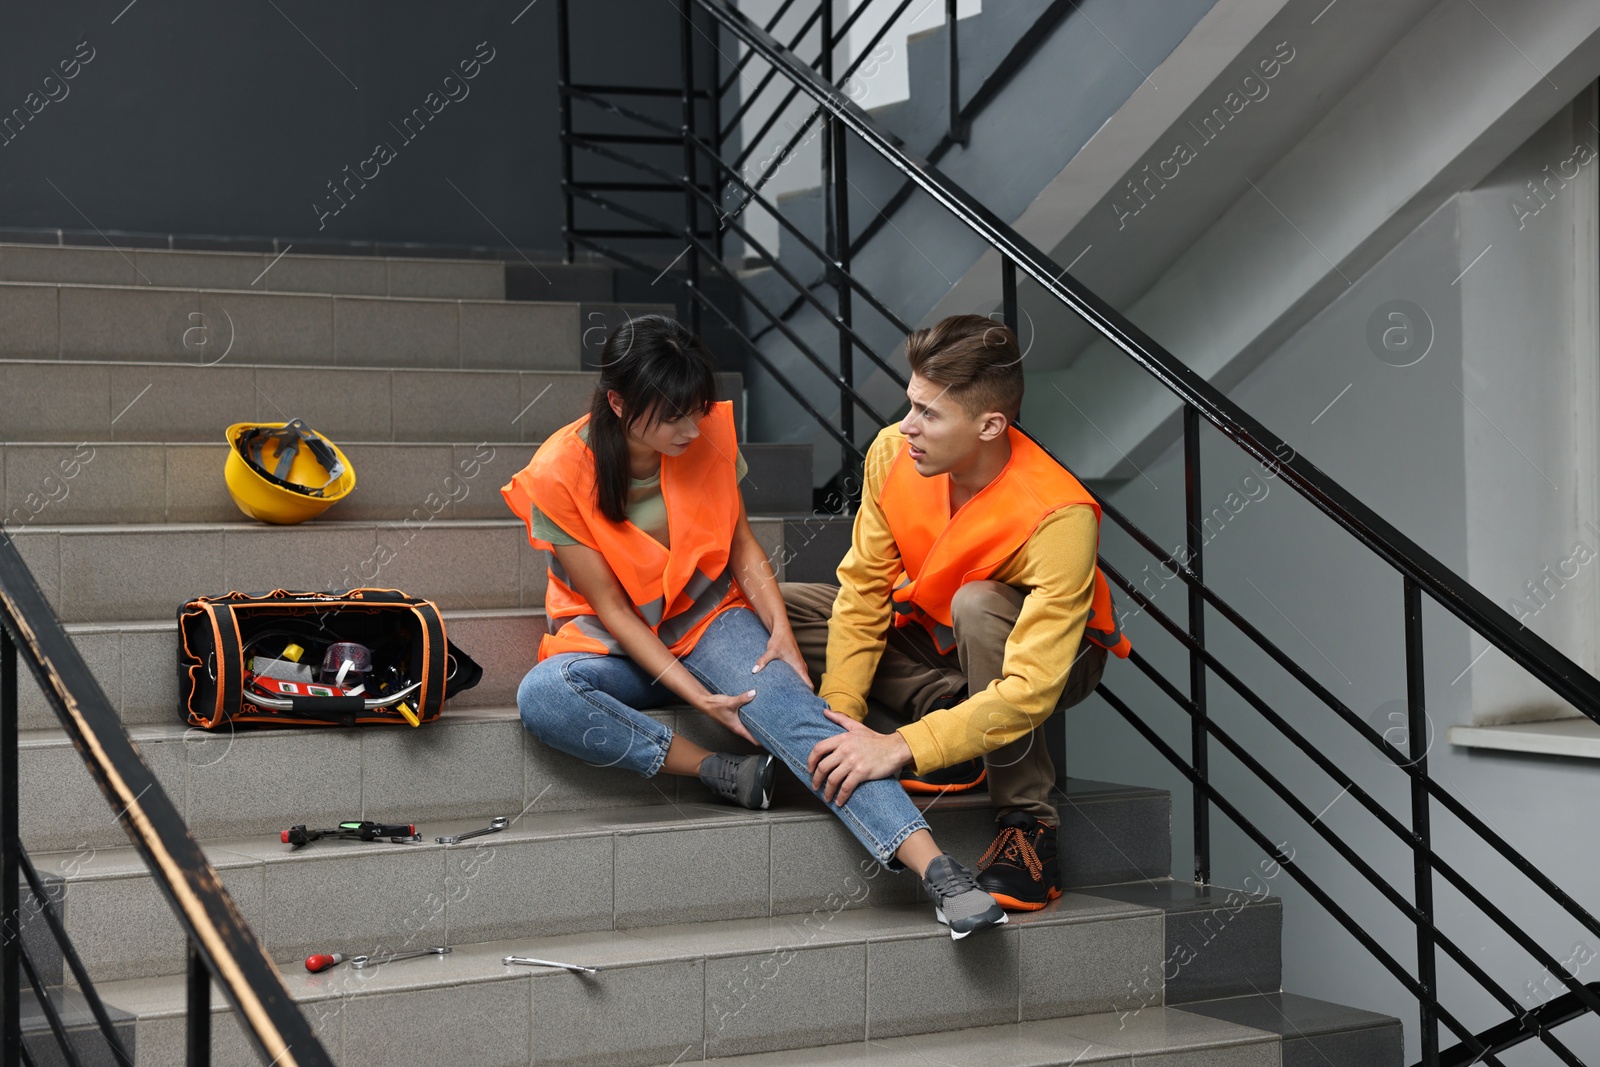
top-left (0, 532), bottom-right (331, 1067)
top-left (1096, 683), bottom-right (1511, 1067)
top-left (696, 0), bottom-right (1600, 723)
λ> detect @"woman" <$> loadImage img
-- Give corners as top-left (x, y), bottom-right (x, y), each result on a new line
top-left (501, 315), bottom-right (1004, 939)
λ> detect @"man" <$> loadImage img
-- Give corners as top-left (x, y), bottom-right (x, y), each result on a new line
top-left (780, 314), bottom-right (1129, 911)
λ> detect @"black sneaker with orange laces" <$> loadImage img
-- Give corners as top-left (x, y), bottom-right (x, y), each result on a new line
top-left (973, 811), bottom-right (1061, 911)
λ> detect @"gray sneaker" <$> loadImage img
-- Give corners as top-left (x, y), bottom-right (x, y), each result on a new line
top-left (922, 854), bottom-right (1008, 939)
top-left (699, 752), bottom-right (777, 810)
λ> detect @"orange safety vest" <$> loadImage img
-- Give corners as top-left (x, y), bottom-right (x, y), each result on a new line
top-left (500, 400), bottom-right (751, 662)
top-left (878, 427), bottom-right (1131, 659)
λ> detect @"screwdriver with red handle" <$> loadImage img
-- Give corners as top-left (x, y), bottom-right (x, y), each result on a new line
top-left (305, 952), bottom-right (345, 973)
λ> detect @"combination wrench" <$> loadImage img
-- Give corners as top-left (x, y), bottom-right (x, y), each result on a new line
top-left (349, 946), bottom-right (451, 969)
top-left (503, 954), bottom-right (600, 974)
top-left (436, 816), bottom-right (509, 845)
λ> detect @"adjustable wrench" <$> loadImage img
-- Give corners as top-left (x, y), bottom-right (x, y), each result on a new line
top-left (436, 816), bottom-right (509, 845)
top-left (503, 954), bottom-right (600, 974)
top-left (349, 946), bottom-right (451, 969)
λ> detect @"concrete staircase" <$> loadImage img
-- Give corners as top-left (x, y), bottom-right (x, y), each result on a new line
top-left (1, 243), bottom-right (1400, 1065)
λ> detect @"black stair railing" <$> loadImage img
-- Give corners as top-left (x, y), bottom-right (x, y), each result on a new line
top-left (560, 3), bottom-right (1600, 1065)
top-left (0, 532), bottom-right (332, 1066)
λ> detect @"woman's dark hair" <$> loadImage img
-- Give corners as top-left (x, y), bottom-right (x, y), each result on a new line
top-left (586, 314), bottom-right (718, 523)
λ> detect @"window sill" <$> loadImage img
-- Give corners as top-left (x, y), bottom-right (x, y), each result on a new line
top-left (1448, 717), bottom-right (1600, 759)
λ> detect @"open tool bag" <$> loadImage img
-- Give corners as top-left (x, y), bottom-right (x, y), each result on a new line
top-left (178, 588), bottom-right (481, 729)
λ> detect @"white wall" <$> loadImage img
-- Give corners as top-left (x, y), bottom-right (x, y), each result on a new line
top-left (1459, 90), bottom-right (1600, 724)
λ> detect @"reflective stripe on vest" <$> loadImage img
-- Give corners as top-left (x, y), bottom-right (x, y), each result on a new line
top-left (500, 400), bottom-right (751, 661)
top-left (878, 426), bottom-right (1131, 659)
top-left (549, 565), bottom-right (737, 655)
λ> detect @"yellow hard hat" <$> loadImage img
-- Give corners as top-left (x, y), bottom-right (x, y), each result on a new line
top-left (224, 419), bottom-right (356, 524)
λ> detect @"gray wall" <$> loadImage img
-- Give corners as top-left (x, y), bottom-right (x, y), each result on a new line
top-left (0, 1), bottom-right (715, 254)
top-left (1071, 96), bottom-right (1600, 1064)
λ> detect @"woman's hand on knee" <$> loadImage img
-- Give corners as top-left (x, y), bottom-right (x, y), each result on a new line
top-left (751, 628), bottom-right (811, 689)
top-left (694, 690), bottom-right (760, 746)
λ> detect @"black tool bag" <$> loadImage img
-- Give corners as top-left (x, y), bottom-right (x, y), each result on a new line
top-left (178, 588), bottom-right (482, 729)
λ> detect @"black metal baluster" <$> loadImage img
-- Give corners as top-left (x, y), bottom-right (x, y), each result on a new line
top-left (1183, 404), bottom-right (1210, 885)
top-left (1002, 256), bottom-right (1017, 337)
top-left (186, 943), bottom-right (210, 1066)
top-left (945, 0), bottom-right (967, 146)
top-left (2, 625), bottom-right (18, 1065)
top-left (1405, 576), bottom-right (1439, 1065)
top-left (832, 118), bottom-right (854, 477)
top-left (680, 0), bottom-right (702, 336)
top-left (557, 0), bottom-right (575, 265)
top-left (821, 1), bottom-right (854, 476)
top-left (708, 15), bottom-right (726, 269)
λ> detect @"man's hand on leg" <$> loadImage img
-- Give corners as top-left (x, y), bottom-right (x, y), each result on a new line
top-left (807, 709), bottom-right (913, 806)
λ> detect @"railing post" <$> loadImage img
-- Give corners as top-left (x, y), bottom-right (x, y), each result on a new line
top-left (680, 0), bottom-right (703, 337)
top-left (1, 626), bottom-right (18, 1065)
top-left (187, 942), bottom-right (210, 1066)
top-left (945, 0), bottom-right (968, 146)
top-left (1001, 256), bottom-right (1018, 338)
top-left (820, 0), bottom-right (853, 475)
top-left (556, 0), bottom-right (574, 265)
top-left (832, 115), bottom-right (854, 479)
top-left (1182, 404), bottom-right (1210, 885)
top-left (1404, 576), bottom-right (1439, 1065)
top-left (708, 14), bottom-right (725, 270)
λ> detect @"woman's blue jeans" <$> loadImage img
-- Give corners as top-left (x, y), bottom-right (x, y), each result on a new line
top-left (517, 606), bottom-right (930, 868)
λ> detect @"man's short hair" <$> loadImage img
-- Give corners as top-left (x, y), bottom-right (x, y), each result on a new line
top-left (904, 314), bottom-right (1023, 424)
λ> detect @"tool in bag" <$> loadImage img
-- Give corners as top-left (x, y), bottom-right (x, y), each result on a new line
top-left (281, 821), bottom-right (422, 849)
top-left (435, 816), bottom-right (508, 845)
top-left (503, 955), bottom-right (601, 974)
top-left (178, 588), bottom-right (483, 729)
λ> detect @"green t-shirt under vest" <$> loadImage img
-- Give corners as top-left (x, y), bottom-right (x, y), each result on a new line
top-left (524, 423), bottom-right (747, 549)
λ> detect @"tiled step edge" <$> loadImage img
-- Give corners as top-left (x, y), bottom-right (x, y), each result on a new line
top-left (32, 781), bottom-right (1177, 984)
top-left (88, 895), bottom-right (1215, 1066)
top-left (6, 515), bottom-right (786, 622)
top-left (0, 359), bottom-right (741, 446)
top-left (0, 439), bottom-right (812, 524)
top-left (0, 243), bottom-right (509, 300)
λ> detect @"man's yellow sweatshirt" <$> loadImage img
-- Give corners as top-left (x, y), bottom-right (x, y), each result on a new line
top-left (817, 424), bottom-right (1100, 776)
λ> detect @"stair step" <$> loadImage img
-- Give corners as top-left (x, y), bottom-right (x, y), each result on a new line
top-left (0, 358), bottom-right (742, 446)
top-left (0, 438), bottom-right (811, 526)
top-left (8, 518), bottom-right (544, 622)
top-left (87, 888), bottom-right (1206, 1066)
top-left (27, 777), bottom-right (1173, 984)
top-left (680, 993), bottom-right (1400, 1066)
top-left (0, 280), bottom-right (670, 370)
top-left (770, 513), bottom-right (855, 585)
top-left (17, 610), bottom-right (548, 730)
top-left (6, 516), bottom-right (785, 623)
top-left (0, 243), bottom-right (507, 300)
